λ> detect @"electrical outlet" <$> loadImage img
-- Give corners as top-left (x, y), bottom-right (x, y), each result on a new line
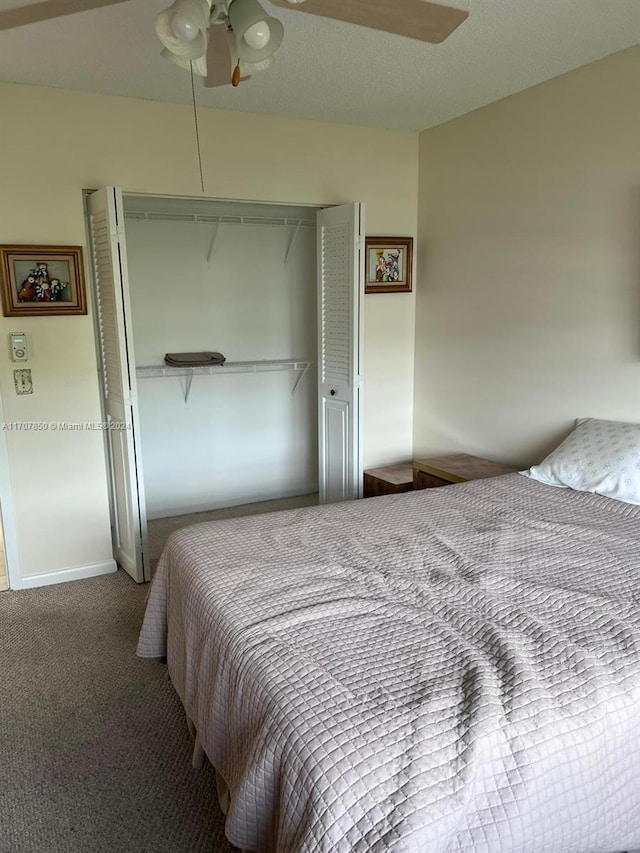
top-left (14, 369), bottom-right (33, 395)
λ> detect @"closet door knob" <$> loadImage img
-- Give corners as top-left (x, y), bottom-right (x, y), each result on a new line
top-left (330, 389), bottom-right (336, 396)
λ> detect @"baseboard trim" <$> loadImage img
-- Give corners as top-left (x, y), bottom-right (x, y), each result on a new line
top-left (20, 559), bottom-right (118, 589)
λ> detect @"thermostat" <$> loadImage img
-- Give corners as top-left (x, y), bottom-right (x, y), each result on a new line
top-left (10, 334), bottom-right (28, 362)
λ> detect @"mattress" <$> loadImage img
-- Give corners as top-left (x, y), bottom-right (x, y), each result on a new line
top-left (138, 474), bottom-right (640, 853)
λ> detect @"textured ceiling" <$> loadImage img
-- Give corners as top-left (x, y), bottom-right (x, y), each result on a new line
top-left (0, 0), bottom-right (638, 131)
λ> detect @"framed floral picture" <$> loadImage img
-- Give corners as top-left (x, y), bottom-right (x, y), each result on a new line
top-left (0, 245), bottom-right (87, 317)
top-left (365, 236), bottom-right (413, 294)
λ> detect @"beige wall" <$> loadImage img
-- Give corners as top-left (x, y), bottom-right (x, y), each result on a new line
top-left (0, 83), bottom-right (418, 583)
top-left (414, 46), bottom-right (640, 467)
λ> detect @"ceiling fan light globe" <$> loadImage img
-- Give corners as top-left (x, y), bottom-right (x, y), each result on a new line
top-left (229, 0), bottom-right (283, 62)
top-left (243, 20), bottom-right (270, 49)
top-left (160, 47), bottom-right (208, 76)
top-left (156, 0), bottom-right (211, 61)
top-left (239, 54), bottom-right (275, 75)
top-left (170, 12), bottom-right (200, 41)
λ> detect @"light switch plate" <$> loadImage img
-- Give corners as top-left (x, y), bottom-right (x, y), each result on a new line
top-left (14, 369), bottom-right (33, 395)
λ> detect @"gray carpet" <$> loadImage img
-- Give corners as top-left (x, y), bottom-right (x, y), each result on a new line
top-left (0, 495), bottom-right (317, 853)
top-left (0, 570), bottom-right (237, 853)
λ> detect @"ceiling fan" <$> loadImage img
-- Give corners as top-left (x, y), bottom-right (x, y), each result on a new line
top-left (0, 0), bottom-right (469, 88)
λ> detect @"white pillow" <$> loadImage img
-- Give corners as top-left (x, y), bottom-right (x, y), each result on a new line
top-left (521, 418), bottom-right (640, 505)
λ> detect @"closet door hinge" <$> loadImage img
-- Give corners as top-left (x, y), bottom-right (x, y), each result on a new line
top-left (109, 224), bottom-right (126, 248)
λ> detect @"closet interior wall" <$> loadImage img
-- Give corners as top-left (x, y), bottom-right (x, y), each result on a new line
top-left (123, 195), bottom-right (318, 519)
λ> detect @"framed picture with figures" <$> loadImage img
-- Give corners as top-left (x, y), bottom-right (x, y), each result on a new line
top-left (364, 236), bottom-right (413, 294)
top-left (0, 245), bottom-right (87, 317)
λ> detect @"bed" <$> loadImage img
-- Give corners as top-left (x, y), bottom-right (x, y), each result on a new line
top-left (138, 427), bottom-right (640, 853)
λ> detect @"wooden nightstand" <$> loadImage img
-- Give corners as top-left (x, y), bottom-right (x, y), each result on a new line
top-left (363, 463), bottom-right (414, 498)
top-left (413, 453), bottom-right (517, 490)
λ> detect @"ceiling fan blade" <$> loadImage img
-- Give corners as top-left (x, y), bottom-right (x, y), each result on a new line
top-left (0, 0), bottom-right (134, 31)
top-left (204, 26), bottom-right (250, 88)
top-left (268, 0), bottom-right (468, 44)
top-left (203, 25), bottom-right (234, 87)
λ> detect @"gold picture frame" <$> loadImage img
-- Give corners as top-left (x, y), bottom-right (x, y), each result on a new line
top-left (0, 245), bottom-right (87, 317)
top-left (365, 236), bottom-right (413, 294)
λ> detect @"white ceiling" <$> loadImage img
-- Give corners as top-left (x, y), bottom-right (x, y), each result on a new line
top-left (0, 0), bottom-right (638, 132)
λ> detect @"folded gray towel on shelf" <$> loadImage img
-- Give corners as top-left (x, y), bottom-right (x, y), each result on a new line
top-left (164, 351), bottom-right (226, 367)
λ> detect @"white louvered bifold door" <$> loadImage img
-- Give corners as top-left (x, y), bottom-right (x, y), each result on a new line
top-left (317, 203), bottom-right (364, 503)
top-left (87, 187), bottom-right (148, 583)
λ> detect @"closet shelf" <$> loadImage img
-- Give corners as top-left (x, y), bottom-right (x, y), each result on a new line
top-left (136, 360), bottom-right (312, 403)
top-left (124, 211), bottom-right (315, 228)
top-left (124, 210), bottom-right (314, 264)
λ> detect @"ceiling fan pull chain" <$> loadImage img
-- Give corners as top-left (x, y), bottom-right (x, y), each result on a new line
top-left (232, 60), bottom-right (242, 87)
top-left (190, 61), bottom-right (206, 193)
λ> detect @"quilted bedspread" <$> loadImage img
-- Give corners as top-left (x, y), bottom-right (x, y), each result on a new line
top-left (138, 474), bottom-right (640, 853)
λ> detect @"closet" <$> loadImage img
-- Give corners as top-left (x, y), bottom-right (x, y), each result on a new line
top-left (123, 193), bottom-right (318, 520)
top-left (87, 188), bottom-right (364, 583)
